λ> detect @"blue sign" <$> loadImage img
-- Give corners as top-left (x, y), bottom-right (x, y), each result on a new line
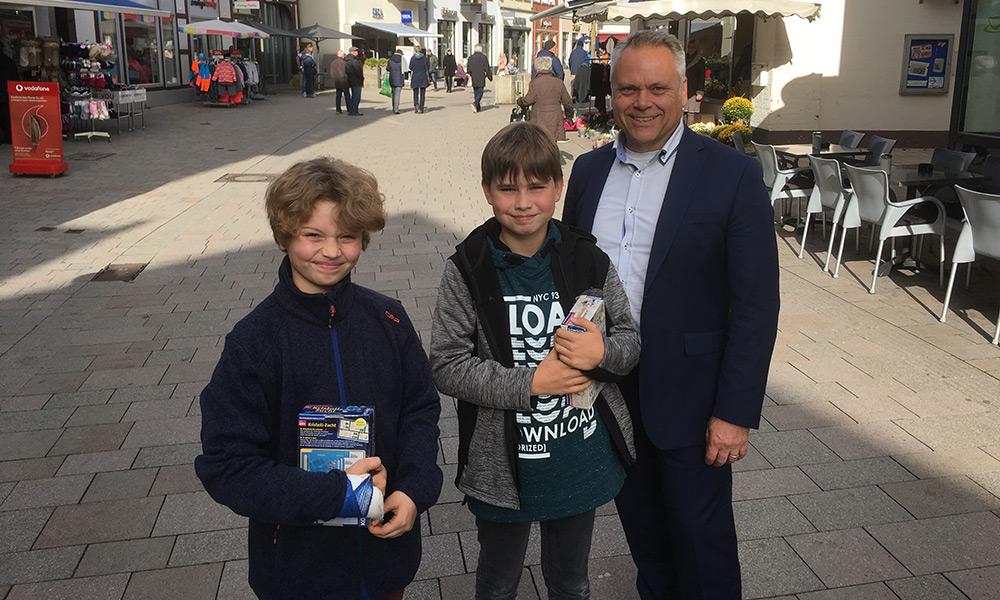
top-left (401, 10), bottom-right (413, 24)
top-left (900, 34), bottom-right (952, 95)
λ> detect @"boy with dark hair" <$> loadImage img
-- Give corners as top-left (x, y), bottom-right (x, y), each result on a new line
top-left (196, 156), bottom-right (442, 600)
top-left (430, 122), bottom-right (640, 599)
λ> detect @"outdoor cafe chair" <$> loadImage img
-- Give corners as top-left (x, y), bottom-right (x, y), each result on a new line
top-left (931, 148), bottom-right (977, 172)
top-left (801, 156), bottom-right (852, 270)
top-left (844, 135), bottom-right (897, 167)
top-left (839, 130), bottom-right (865, 149)
top-left (940, 186), bottom-right (1000, 344)
top-left (753, 142), bottom-right (812, 223)
top-left (842, 164), bottom-right (946, 293)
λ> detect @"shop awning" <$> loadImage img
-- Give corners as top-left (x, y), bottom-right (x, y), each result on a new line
top-left (181, 19), bottom-right (270, 38)
top-left (291, 23), bottom-right (360, 41)
top-left (2, 0), bottom-right (169, 17)
top-left (354, 21), bottom-right (442, 38)
top-left (531, 0), bottom-right (606, 22)
top-left (575, 0), bottom-right (822, 22)
top-left (238, 18), bottom-right (297, 38)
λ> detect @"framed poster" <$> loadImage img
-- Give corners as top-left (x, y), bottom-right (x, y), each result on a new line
top-left (900, 34), bottom-right (953, 95)
top-left (7, 81), bottom-right (68, 176)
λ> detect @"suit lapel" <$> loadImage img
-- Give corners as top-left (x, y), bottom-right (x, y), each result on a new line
top-left (644, 128), bottom-right (707, 294)
top-left (577, 143), bottom-right (617, 233)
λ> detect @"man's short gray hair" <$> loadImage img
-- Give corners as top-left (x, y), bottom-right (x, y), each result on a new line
top-left (474, 44), bottom-right (483, 52)
top-left (533, 56), bottom-right (553, 73)
top-left (610, 30), bottom-right (686, 83)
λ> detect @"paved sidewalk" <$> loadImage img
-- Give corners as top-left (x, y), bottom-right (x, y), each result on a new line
top-left (1, 86), bottom-right (999, 600)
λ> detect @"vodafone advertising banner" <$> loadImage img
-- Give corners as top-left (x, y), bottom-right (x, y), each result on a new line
top-left (7, 81), bottom-right (68, 176)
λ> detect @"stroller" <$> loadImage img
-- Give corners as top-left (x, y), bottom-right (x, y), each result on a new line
top-left (510, 106), bottom-right (529, 122)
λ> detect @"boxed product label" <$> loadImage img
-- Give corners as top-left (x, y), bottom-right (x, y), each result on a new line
top-left (298, 404), bottom-right (375, 527)
top-left (561, 294), bottom-right (606, 409)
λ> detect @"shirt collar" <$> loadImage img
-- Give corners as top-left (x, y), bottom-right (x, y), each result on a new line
top-left (614, 120), bottom-right (685, 168)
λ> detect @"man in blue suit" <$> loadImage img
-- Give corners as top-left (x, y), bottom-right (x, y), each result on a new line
top-left (562, 30), bottom-right (780, 599)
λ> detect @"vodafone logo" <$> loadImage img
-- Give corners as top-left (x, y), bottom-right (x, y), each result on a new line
top-left (14, 84), bottom-right (51, 92)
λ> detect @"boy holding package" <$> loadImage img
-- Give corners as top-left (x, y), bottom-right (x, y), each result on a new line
top-left (430, 122), bottom-right (640, 599)
top-left (196, 157), bottom-right (442, 600)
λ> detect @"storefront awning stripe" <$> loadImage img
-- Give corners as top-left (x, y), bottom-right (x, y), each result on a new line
top-left (575, 0), bottom-right (822, 22)
top-left (181, 18), bottom-right (270, 38)
top-left (354, 21), bottom-right (442, 38)
top-left (2, 0), bottom-right (169, 17)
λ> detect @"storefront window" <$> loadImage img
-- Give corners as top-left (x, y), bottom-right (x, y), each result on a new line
top-left (99, 12), bottom-right (122, 84)
top-left (437, 19), bottom-right (454, 59)
top-left (123, 13), bottom-right (161, 84)
top-left (159, 13), bottom-right (179, 85)
top-left (503, 28), bottom-right (526, 71)
top-left (478, 23), bottom-right (492, 62)
top-left (961, 0), bottom-right (1000, 136)
top-left (462, 21), bottom-right (472, 58)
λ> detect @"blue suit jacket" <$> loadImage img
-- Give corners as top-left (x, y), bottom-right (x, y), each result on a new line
top-left (563, 127), bottom-right (780, 450)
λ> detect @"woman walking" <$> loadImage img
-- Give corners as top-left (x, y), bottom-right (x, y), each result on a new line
top-left (517, 56), bottom-right (573, 141)
top-left (443, 49), bottom-right (457, 93)
top-left (410, 44), bottom-right (430, 113)
top-left (387, 49), bottom-right (405, 114)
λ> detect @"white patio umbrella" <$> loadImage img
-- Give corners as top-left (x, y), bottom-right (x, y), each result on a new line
top-left (575, 0), bottom-right (822, 22)
top-left (181, 19), bottom-right (270, 39)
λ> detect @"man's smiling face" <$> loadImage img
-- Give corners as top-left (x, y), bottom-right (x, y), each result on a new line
top-left (612, 44), bottom-right (688, 153)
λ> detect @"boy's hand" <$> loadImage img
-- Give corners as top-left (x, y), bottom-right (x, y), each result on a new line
top-left (530, 351), bottom-right (592, 396)
top-left (554, 318), bottom-right (605, 371)
top-left (368, 491), bottom-right (417, 539)
top-left (346, 457), bottom-right (386, 496)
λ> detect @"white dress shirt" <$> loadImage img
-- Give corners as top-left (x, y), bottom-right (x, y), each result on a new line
top-left (592, 123), bottom-right (684, 327)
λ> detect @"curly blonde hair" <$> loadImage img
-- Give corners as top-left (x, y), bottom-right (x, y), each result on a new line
top-left (265, 157), bottom-right (387, 250)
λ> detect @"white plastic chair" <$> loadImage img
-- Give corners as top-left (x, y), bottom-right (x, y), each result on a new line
top-left (801, 156), bottom-right (852, 270)
top-left (753, 142), bottom-right (812, 221)
top-left (940, 186), bottom-right (1000, 344)
top-left (841, 165), bottom-right (947, 293)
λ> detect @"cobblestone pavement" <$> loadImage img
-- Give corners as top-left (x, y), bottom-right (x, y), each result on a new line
top-left (1, 85), bottom-right (1000, 600)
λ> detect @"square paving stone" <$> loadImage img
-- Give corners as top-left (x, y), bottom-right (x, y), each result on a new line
top-left (437, 463), bottom-right (463, 504)
top-left (750, 430), bottom-right (841, 467)
top-left (586, 555), bottom-right (640, 600)
top-left (0, 507), bottom-right (52, 552)
top-left (110, 385), bottom-right (174, 404)
top-left (0, 456), bottom-right (63, 482)
top-left (5, 573), bottom-right (129, 600)
top-left (738, 537), bottom-right (823, 599)
top-left (801, 457), bottom-right (916, 491)
top-left (786, 528), bottom-right (908, 588)
top-left (122, 398), bottom-right (193, 422)
top-left (867, 511), bottom-right (1000, 575)
top-left (65, 403), bottom-right (128, 427)
top-left (970, 470), bottom-right (1000, 499)
top-left (0, 408), bottom-right (73, 433)
top-left (152, 491), bottom-right (245, 536)
top-left (891, 448), bottom-right (1000, 479)
top-left (732, 445), bottom-right (773, 472)
top-left (48, 423), bottom-right (133, 455)
top-left (44, 389), bottom-right (113, 409)
top-left (402, 577), bottom-right (440, 600)
top-left (439, 571), bottom-right (537, 600)
top-left (590, 514), bottom-right (631, 559)
top-left (788, 486), bottom-right (913, 531)
top-left (34, 496), bottom-right (163, 548)
top-left (880, 476), bottom-right (1000, 518)
top-left (887, 574), bottom-right (967, 600)
top-left (150, 464), bottom-right (204, 495)
top-left (0, 429), bottom-right (62, 460)
top-left (734, 496), bottom-right (816, 540)
top-left (0, 394), bottom-right (51, 412)
top-left (82, 468), bottom-right (157, 502)
top-left (217, 560), bottom-right (254, 600)
top-left (56, 448), bottom-right (138, 475)
top-left (76, 537), bottom-right (175, 577)
top-left (811, 422), bottom-right (928, 460)
top-left (413, 533), bottom-right (466, 580)
top-left (428, 501), bottom-right (475, 535)
top-left (945, 565), bottom-right (1000, 600)
top-left (133, 443), bottom-right (201, 468)
top-left (0, 473), bottom-right (92, 510)
top-left (732, 467), bottom-right (820, 501)
top-left (169, 527), bottom-right (247, 566)
top-left (123, 417), bottom-right (200, 448)
top-left (123, 563), bottom-right (223, 600)
top-left (81, 366), bottom-right (167, 391)
top-left (894, 413), bottom-right (1000, 452)
top-left (0, 545), bottom-right (84, 585)
top-left (796, 582), bottom-right (897, 600)
top-left (761, 401), bottom-right (855, 430)
top-left (16, 372), bottom-right (89, 395)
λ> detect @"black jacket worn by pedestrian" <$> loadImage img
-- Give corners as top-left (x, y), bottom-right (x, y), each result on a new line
top-left (409, 51), bottom-right (430, 88)
top-left (443, 53), bottom-right (457, 77)
top-left (467, 51), bottom-right (492, 88)
top-left (346, 54), bottom-right (364, 86)
top-left (387, 53), bottom-right (404, 87)
top-left (196, 258), bottom-right (442, 600)
top-left (328, 56), bottom-right (348, 89)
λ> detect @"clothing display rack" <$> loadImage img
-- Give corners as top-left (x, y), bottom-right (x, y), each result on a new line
top-left (71, 90), bottom-right (112, 143)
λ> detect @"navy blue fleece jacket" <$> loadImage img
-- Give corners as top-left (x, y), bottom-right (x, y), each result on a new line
top-left (196, 257), bottom-right (442, 600)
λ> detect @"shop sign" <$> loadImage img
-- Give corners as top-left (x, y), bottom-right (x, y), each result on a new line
top-left (480, 14), bottom-right (495, 24)
top-left (7, 81), bottom-right (67, 176)
top-left (401, 10), bottom-right (412, 24)
top-left (440, 9), bottom-right (458, 20)
top-left (899, 34), bottom-right (953, 95)
top-left (372, 8), bottom-right (384, 19)
top-left (233, 0), bottom-right (260, 9)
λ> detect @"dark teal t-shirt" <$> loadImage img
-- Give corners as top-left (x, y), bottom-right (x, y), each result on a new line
top-left (468, 224), bottom-right (625, 523)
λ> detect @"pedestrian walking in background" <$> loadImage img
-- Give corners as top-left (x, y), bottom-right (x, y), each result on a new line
top-left (427, 48), bottom-right (439, 91)
top-left (467, 44), bottom-right (492, 112)
top-left (345, 46), bottom-right (365, 116)
top-left (443, 49), bottom-right (457, 92)
top-left (569, 38), bottom-right (588, 77)
top-left (387, 49), bottom-right (405, 114)
top-left (532, 40), bottom-right (564, 81)
top-left (328, 50), bottom-right (351, 114)
top-left (517, 56), bottom-right (573, 142)
top-left (409, 44), bottom-right (430, 114)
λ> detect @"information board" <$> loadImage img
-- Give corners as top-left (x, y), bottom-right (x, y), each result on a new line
top-left (7, 81), bottom-right (67, 176)
top-left (900, 34), bottom-right (953, 95)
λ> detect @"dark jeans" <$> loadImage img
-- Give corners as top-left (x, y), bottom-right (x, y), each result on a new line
top-left (335, 87), bottom-right (351, 112)
top-left (473, 86), bottom-right (485, 111)
top-left (445, 75), bottom-right (453, 92)
top-left (475, 511), bottom-right (595, 600)
top-left (430, 71), bottom-right (439, 90)
top-left (303, 71), bottom-right (315, 97)
top-left (613, 372), bottom-right (741, 600)
top-left (413, 86), bottom-right (426, 111)
top-left (349, 84), bottom-right (363, 114)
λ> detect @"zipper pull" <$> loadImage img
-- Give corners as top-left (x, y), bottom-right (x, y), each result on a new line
top-left (328, 304), bottom-right (336, 329)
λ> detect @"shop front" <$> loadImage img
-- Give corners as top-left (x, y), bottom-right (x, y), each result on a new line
top-left (501, 14), bottom-right (528, 72)
top-left (951, 0), bottom-right (1000, 149)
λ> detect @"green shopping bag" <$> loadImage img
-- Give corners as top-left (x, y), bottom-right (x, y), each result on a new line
top-left (379, 74), bottom-right (391, 97)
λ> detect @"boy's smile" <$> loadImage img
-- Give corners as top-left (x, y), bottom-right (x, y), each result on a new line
top-left (483, 173), bottom-right (563, 256)
top-left (283, 200), bottom-right (362, 294)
